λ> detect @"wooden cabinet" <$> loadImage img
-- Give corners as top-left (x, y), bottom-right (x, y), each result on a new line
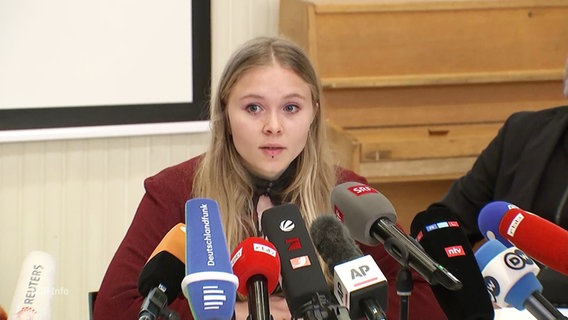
top-left (281, 0), bottom-right (568, 182)
top-left (282, 0), bottom-right (568, 227)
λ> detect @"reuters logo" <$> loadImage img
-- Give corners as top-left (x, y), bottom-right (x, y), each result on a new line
top-left (279, 220), bottom-right (295, 232)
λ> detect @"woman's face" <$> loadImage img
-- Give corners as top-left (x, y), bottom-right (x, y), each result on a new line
top-left (226, 63), bottom-right (315, 180)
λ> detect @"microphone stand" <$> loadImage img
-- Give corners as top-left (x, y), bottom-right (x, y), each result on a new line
top-left (525, 291), bottom-right (568, 320)
top-left (247, 275), bottom-right (272, 320)
top-left (384, 238), bottom-right (412, 320)
top-left (298, 293), bottom-right (351, 320)
top-left (361, 298), bottom-right (387, 320)
top-left (139, 285), bottom-right (180, 320)
top-left (396, 265), bottom-right (412, 320)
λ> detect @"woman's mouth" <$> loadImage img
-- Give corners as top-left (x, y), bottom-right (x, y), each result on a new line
top-left (260, 146), bottom-right (284, 157)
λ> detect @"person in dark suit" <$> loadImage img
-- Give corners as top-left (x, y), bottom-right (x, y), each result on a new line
top-left (434, 105), bottom-right (568, 243)
top-left (425, 63), bottom-right (568, 306)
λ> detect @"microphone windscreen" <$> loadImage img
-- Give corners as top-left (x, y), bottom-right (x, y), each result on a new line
top-left (183, 198), bottom-right (238, 320)
top-left (309, 215), bottom-right (362, 273)
top-left (230, 237), bottom-right (281, 295)
top-left (411, 208), bottom-right (494, 320)
top-left (261, 203), bottom-right (330, 318)
top-left (499, 208), bottom-right (568, 276)
top-left (311, 215), bottom-right (388, 319)
top-left (138, 223), bottom-right (186, 303)
top-left (478, 201), bottom-right (516, 247)
top-left (331, 181), bottom-right (397, 246)
top-left (9, 251), bottom-right (56, 320)
top-left (475, 239), bottom-right (542, 309)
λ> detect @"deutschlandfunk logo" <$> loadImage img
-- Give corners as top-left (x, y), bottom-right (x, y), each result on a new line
top-left (198, 202), bottom-right (229, 311)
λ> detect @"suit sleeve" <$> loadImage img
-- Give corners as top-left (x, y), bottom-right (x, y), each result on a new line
top-left (433, 121), bottom-right (509, 244)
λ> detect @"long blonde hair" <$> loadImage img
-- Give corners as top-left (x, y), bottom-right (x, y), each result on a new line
top-left (192, 36), bottom-right (337, 252)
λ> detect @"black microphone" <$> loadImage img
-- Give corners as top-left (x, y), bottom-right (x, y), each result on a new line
top-left (261, 203), bottom-right (351, 320)
top-left (137, 223), bottom-right (185, 320)
top-left (331, 182), bottom-right (462, 291)
top-left (310, 215), bottom-right (388, 320)
top-left (410, 206), bottom-right (494, 320)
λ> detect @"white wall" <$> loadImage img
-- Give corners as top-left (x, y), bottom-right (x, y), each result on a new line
top-left (0, 0), bottom-right (280, 318)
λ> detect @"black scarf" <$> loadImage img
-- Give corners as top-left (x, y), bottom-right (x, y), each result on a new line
top-left (250, 160), bottom-right (297, 207)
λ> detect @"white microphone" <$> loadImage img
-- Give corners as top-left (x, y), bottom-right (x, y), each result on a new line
top-left (475, 240), bottom-right (567, 320)
top-left (334, 255), bottom-right (388, 320)
top-left (8, 251), bottom-right (56, 320)
top-left (310, 215), bottom-right (388, 320)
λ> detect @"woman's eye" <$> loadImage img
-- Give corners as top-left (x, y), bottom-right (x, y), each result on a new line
top-left (246, 104), bottom-right (261, 113)
top-left (284, 104), bottom-right (299, 113)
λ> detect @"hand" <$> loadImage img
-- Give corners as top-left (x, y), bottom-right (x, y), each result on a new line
top-left (234, 294), bottom-right (291, 320)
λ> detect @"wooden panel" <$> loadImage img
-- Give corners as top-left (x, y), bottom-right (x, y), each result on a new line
top-left (351, 123), bottom-right (501, 161)
top-left (361, 157), bottom-right (477, 183)
top-left (281, 0), bottom-right (568, 183)
top-left (281, 0), bottom-right (568, 78)
top-left (326, 119), bottom-right (361, 170)
top-left (322, 80), bottom-right (565, 128)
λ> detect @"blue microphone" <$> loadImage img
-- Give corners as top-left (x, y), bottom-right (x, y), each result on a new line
top-left (182, 198), bottom-right (239, 320)
top-left (475, 239), bottom-right (566, 320)
top-left (478, 201), bottom-right (518, 247)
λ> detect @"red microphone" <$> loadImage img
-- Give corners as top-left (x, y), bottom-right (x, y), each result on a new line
top-left (498, 208), bottom-right (568, 276)
top-left (230, 237), bottom-right (281, 320)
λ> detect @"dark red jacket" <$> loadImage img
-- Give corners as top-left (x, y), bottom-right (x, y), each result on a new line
top-left (94, 156), bottom-right (446, 319)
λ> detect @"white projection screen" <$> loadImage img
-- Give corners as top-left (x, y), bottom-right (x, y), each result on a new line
top-left (0, 0), bottom-right (210, 134)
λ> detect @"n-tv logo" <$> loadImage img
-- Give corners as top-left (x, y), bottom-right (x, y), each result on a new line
top-left (445, 245), bottom-right (465, 258)
top-left (348, 185), bottom-right (378, 196)
top-left (201, 285), bottom-right (228, 310)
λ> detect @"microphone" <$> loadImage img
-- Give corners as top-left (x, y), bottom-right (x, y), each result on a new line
top-left (331, 181), bottom-right (462, 291)
top-left (410, 207), bottom-right (494, 320)
top-left (230, 237), bottom-right (281, 320)
top-left (478, 201), bottom-right (568, 276)
top-left (8, 251), bottom-right (56, 320)
top-left (261, 203), bottom-right (350, 320)
top-left (182, 198), bottom-right (239, 320)
top-left (310, 215), bottom-right (388, 320)
top-left (477, 201), bottom-right (518, 247)
top-left (475, 239), bottom-right (567, 320)
top-left (137, 223), bottom-right (186, 320)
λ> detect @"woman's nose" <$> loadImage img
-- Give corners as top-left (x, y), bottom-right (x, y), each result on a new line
top-left (263, 112), bottom-right (282, 134)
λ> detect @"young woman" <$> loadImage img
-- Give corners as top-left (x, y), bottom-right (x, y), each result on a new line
top-left (93, 36), bottom-right (444, 320)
